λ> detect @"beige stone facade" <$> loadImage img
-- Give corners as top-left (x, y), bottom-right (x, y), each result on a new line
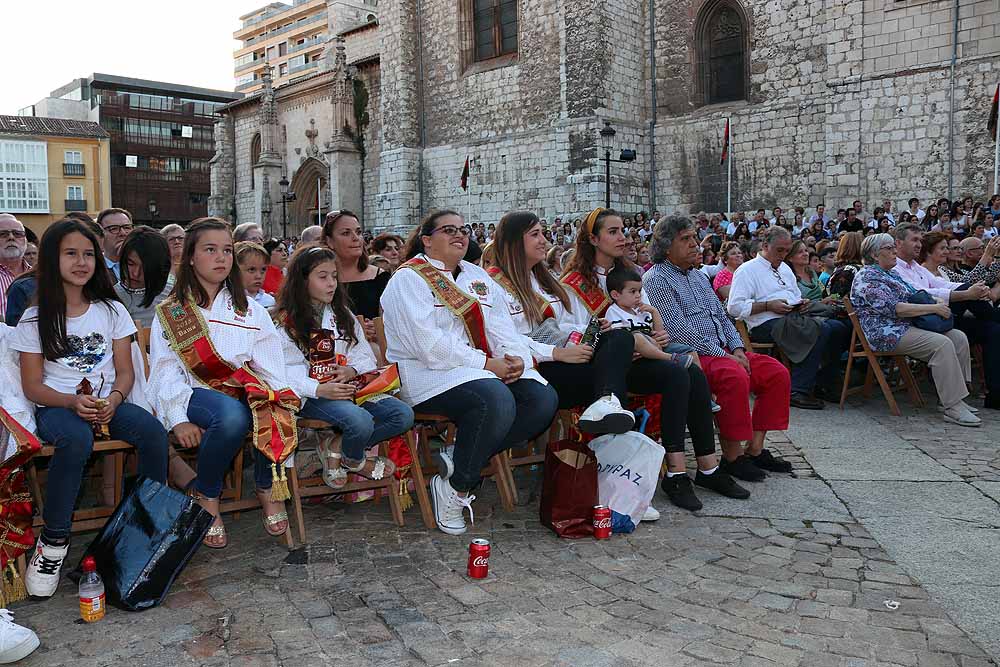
top-left (211, 0), bottom-right (1000, 235)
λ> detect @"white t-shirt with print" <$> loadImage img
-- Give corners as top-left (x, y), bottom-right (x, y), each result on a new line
top-left (10, 300), bottom-right (136, 401)
top-left (605, 303), bottom-right (653, 332)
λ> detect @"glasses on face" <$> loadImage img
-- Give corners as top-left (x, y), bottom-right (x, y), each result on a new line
top-left (878, 244), bottom-right (896, 252)
top-left (430, 225), bottom-right (470, 238)
top-left (0, 230), bottom-right (26, 240)
top-left (104, 224), bottom-right (133, 235)
top-left (166, 235), bottom-right (184, 244)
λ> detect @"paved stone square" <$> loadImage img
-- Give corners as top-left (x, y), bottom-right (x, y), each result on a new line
top-left (10, 393), bottom-right (1000, 667)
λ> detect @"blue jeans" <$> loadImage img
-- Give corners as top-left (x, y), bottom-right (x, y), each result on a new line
top-left (186, 388), bottom-right (276, 497)
top-left (752, 317), bottom-right (851, 394)
top-left (297, 396), bottom-right (414, 460)
top-left (414, 378), bottom-right (559, 493)
top-left (35, 403), bottom-right (168, 542)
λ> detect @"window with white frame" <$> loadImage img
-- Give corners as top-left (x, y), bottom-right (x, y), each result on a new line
top-left (64, 150), bottom-right (83, 164)
top-left (0, 139), bottom-right (49, 213)
top-left (67, 185), bottom-right (83, 200)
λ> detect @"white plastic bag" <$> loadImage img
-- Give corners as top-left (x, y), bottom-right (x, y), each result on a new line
top-left (587, 431), bottom-right (664, 533)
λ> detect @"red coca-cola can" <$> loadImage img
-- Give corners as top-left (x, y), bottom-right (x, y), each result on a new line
top-left (593, 505), bottom-right (612, 539)
top-left (467, 538), bottom-right (490, 578)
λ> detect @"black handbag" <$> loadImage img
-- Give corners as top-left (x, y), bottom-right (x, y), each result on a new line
top-left (907, 289), bottom-right (954, 333)
top-left (78, 478), bottom-right (214, 611)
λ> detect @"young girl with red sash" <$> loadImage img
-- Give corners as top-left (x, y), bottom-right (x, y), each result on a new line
top-left (559, 208), bottom-right (749, 508)
top-left (275, 245), bottom-right (412, 488)
top-left (12, 219), bottom-right (168, 596)
top-left (148, 218), bottom-right (299, 549)
top-left (380, 211), bottom-right (558, 536)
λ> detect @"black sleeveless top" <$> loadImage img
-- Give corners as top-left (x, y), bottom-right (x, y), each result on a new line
top-left (344, 269), bottom-right (391, 320)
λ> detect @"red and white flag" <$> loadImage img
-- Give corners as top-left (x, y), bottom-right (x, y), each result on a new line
top-left (720, 119), bottom-right (730, 165)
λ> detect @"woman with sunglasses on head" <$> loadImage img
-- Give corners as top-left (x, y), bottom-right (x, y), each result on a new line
top-left (275, 245), bottom-right (413, 489)
top-left (147, 218), bottom-right (299, 549)
top-left (323, 211), bottom-right (389, 350)
top-left (381, 211), bottom-right (559, 536)
top-left (12, 218), bottom-right (168, 597)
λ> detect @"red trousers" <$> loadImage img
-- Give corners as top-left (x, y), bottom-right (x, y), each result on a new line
top-left (699, 352), bottom-right (790, 442)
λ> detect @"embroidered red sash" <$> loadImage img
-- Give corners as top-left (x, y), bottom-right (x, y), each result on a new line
top-left (157, 298), bottom-right (300, 497)
top-left (0, 407), bottom-right (40, 603)
top-left (561, 271), bottom-right (611, 318)
top-left (487, 267), bottom-right (556, 321)
top-left (402, 257), bottom-right (493, 356)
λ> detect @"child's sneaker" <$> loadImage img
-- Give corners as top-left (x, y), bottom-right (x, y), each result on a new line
top-left (668, 353), bottom-right (694, 368)
top-left (711, 400), bottom-right (722, 413)
top-left (25, 538), bottom-right (68, 598)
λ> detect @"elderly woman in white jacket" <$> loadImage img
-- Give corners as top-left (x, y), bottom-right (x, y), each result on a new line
top-left (274, 245), bottom-right (413, 489)
top-left (381, 210), bottom-right (558, 536)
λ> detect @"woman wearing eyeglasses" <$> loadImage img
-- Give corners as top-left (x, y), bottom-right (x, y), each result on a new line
top-left (850, 233), bottom-right (977, 427)
top-left (380, 210), bottom-right (559, 536)
top-left (323, 211), bottom-right (388, 350)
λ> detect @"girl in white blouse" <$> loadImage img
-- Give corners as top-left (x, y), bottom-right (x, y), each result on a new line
top-left (148, 218), bottom-right (295, 548)
top-left (275, 245), bottom-right (413, 488)
top-left (381, 211), bottom-right (558, 536)
top-left (13, 219), bottom-right (167, 597)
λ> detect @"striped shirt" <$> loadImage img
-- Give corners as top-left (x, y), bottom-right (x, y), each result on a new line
top-left (0, 260), bottom-right (30, 322)
top-left (643, 261), bottom-right (744, 357)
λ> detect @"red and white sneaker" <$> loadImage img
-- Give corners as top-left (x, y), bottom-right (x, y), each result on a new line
top-left (25, 539), bottom-right (68, 598)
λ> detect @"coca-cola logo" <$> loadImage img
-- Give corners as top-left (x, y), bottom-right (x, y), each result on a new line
top-left (594, 518), bottom-right (612, 528)
top-left (471, 556), bottom-right (489, 567)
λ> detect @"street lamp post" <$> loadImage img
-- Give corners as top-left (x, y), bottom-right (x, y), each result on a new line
top-left (598, 121), bottom-right (637, 210)
top-left (278, 176), bottom-right (296, 239)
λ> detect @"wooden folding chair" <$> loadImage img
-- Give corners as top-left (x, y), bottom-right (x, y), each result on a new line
top-left (839, 298), bottom-right (924, 416)
top-left (26, 439), bottom-right (134, 534)
top-left (734, 318), bottom-right (791, 366)
top-left (373, 317), bottom-right (517, 513)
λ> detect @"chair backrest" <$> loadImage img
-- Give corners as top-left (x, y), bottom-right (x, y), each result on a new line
top-left (374, 316), bottom-right (387, 365)
top-left (133, 320), bottom-right (151, 378)
top-left (733, 318), bottom-right (755, 351)
top-left (841, 297), bottom-right (872, 354)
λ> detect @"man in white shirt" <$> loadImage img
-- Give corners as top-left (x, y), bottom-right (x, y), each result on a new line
top-left (727, 227), bottom-right (851, 410)
top-left (769, 206), bottom-right (783, 226)
top-left (808, 204), bottom-right (831, 226)
top-left (907, 197), bottom-right (926, 223)
top-left (882, 199), bottom-right (896, 225)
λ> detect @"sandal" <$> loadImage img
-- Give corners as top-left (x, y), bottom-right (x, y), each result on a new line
top-left (255, 489), bottom-right (288, 537)
top-left (343, 455), bottom-right (397, 481)
top-left (318, 435), bottom-right (348, 490)
top-left (188, 489), bottom-right (227, 549)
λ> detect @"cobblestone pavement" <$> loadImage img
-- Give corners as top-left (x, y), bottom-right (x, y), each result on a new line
top-left (11, 393), bottom-right (1000, 667)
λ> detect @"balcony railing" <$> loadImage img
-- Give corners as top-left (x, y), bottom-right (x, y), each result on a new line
top-left (288, 35), bottom-right (326, 55)
top-left (235, 58), bottom-right (262, 73)
top-left (65, 199), bottom-right (88, 212)
top-left (288, 60), bottom-right (318, 76)
top-left (243, 12), bottom-right (327, 46)
top-left (63, 163), bottom-right (85, 176)
top-left (235, 80), bottom-right (260, 92)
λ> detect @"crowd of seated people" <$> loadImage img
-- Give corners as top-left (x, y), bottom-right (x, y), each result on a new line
top-left (0, 191), bottom-right (997, 652)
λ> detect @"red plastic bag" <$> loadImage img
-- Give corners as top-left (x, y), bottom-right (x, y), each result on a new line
top-left (539, 437), bottom-right (598, 538)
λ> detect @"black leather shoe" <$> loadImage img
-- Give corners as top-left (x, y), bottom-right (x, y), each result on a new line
top-left (814, 385), bottom-right (840, 404)
top-left (749, 449), bottom-right (793, 473)
top-left (790, 392), bottom-right (824, 410)
top-left (661, 474), bottom-right (702, 511)
top-left (720, 455), bottom-right (767, 482)
top-left (694, 470), bottom-right (750, 499)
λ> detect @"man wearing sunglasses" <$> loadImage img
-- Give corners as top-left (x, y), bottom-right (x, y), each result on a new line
top-left (0, 214), bottom-right (30, 322)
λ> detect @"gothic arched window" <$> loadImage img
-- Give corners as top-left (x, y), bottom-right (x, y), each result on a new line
top-left (250, 133), bottom-right (261, 189)
top-left (696, 1), bottom-right (748, 106)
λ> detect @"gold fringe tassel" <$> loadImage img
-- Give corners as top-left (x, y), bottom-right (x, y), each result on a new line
top-left (270, 463), bottom-right (290, 502)
top-left (2, 562), bottom-right (26, 605)
top-left (397, 466), bottom-right (413, 512)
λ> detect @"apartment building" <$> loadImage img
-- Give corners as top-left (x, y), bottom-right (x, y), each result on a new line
top-left (0, 115), bottom-right (111, 237)
top-left (20, 74), bottom-right (241, 227)
top-left (234, 0), bottom-right (378, 94)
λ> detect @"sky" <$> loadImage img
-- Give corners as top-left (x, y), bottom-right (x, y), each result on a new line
top-left (1, 0), bottom-right (268, 115)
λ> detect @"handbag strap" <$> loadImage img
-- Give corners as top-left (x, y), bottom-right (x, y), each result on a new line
top-left (875, 266), bottom-right (917, 294)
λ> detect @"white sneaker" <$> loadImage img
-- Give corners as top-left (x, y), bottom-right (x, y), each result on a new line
top-left (25, 539), bottom-right (68, 598)
top-left (641, 505), bottom-right (660, 522)
top-left (942, 404), bottom-right (981, 427)
top-left (938, 401), bottom-right (979, 414)
top-left (435, 446), bottom-right (455, 480)
top-left (578, 395), bottom-right (635, 435)
top-left (0, 609), bottom-right (39, 664)
top-left (430, 475), bottom-right (475, 535)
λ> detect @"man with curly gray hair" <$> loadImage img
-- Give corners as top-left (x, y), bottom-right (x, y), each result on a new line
top-left (644, 216), bottom-right (792, 511)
